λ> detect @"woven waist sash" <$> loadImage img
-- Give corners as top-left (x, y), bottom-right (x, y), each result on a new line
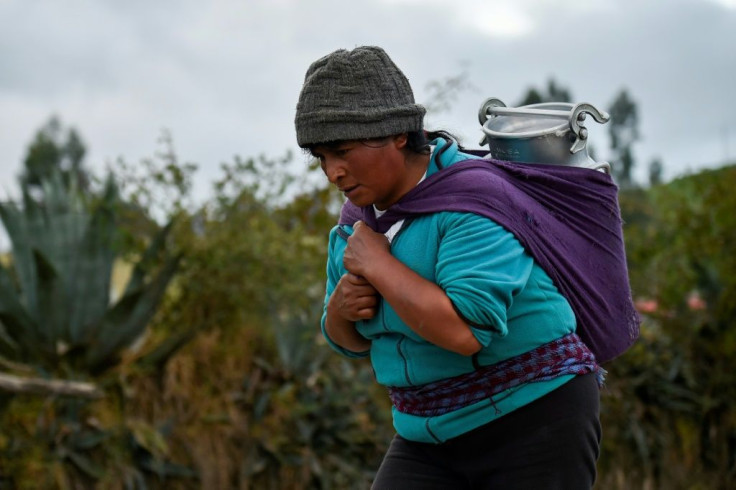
top-left (388, 333), bottom-right (601, 417)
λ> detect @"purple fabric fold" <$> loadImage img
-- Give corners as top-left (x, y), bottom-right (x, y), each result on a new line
top-left (338, 158), bottom-right (640, 363)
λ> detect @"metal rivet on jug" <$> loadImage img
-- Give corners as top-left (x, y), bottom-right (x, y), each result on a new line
top-left (478, 97), bottom-right (611, 173)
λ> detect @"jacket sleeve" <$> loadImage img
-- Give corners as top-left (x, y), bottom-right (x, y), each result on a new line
top-left (435, 212), bottom-right (534, 346)
top-left (320, 226), bottom-right (371, 359)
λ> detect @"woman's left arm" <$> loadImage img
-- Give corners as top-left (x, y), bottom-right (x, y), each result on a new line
top-left (343, 221), bottom-right (481, 356)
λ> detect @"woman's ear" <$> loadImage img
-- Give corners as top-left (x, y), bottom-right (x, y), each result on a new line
top-left (393, 133), bottom-right (408, 149)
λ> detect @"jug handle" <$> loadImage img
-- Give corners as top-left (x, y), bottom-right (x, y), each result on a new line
top-left (569, 103), bottom-right (610, 154)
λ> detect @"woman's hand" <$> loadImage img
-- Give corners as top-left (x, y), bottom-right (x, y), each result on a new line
top-left (324, 272), bottom-right (378, 353)
top-left (342, 221), bottom-right (391, 278)
top-left (329, 273), bottom-right (380, 322)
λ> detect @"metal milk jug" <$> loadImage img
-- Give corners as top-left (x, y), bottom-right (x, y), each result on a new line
top-left (478, 97), bottom-right (611, 173)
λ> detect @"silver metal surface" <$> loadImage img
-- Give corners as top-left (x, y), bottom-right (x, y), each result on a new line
top-left (478, 98), bottom-right (611, 173)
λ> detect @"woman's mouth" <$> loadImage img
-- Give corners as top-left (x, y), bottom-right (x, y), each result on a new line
top-left (341, 185), bottom-right (359, 197)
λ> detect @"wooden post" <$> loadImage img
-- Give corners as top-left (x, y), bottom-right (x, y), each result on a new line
top-left (0, 372), bottom-right (102, 399)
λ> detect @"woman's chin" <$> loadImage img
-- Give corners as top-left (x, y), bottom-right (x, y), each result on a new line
top-left (345, 190), bottom-right (371, 207)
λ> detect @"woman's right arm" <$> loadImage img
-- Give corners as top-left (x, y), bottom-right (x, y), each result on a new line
top-left (324, 273), bottom-right (375, 352)
top-left (320, 227), bottom-right (375, 356)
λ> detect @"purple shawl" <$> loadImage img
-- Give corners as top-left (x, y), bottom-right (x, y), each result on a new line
top-left (338, 158), bottom-right (640, 364)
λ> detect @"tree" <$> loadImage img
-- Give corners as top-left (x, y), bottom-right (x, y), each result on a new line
top-left (517, 78), bottom-right (572, 106)
top-left (608, 89), bottom-right (640, 188)
top-left (648, 157), bottom-right (663, 186)
top-left (517, 87), bottom-right (544, 106)
top-left (21, 116), bottom-right (89, 193)
top-left (545, 78), bottom-right (572, 103)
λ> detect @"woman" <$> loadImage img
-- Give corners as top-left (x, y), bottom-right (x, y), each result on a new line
top-left (294, 46), bottom-right (615, 489)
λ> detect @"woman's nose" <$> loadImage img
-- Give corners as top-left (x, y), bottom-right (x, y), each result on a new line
top-left (323, 157), bottom-right (346, 183)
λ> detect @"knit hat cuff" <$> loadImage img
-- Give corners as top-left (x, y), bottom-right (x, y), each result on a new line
top-left (296, 105), bottom-right (426, 147)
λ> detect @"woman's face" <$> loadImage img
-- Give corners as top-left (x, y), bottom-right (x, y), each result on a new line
top-left (311, 135), bottom-right (414, 210)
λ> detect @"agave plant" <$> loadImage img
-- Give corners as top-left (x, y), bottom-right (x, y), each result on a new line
top-left (0, 169), bottom-right (179, 376)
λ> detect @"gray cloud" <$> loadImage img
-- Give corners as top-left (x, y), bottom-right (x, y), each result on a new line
top-left (1, 0), bottom-right (734, 204)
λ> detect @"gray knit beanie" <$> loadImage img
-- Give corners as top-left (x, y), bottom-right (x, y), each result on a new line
top-left (295, 46), bottom-right (426, 147)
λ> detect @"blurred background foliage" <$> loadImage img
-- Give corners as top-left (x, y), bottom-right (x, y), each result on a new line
top-left (1, 86), bottom-right (735, 488)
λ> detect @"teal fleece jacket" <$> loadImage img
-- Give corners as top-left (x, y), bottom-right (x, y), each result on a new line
top-left (320, 139), bottom-right (577, 443)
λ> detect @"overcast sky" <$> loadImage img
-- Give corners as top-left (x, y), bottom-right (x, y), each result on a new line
top-left (1, 0), bottom-right (735, 204)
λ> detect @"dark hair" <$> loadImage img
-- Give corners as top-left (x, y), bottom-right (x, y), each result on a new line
top-left (406, 130), bottom-right (463, 170)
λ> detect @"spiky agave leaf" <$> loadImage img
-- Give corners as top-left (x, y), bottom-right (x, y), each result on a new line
top-left (0, 261), bottom-right (40, 361)
top-left (1, 170), bottom-right (99, 361)
top-left (33, 249), bottom-right (67, 358)
top-left (0, 198), bottom-right (38, 315)
top-left (0, 318), bottom-right (20, 359)
top-left (66, 176), bottom-right (117, 345)
top-left (0, 170), bottom-right (88, 324)
top-left (29, 171), bottom-right (90, 335)
top-left (123, 220), bottom-right (174, 297)
top-left (85, 254), bottom-right (181, 372)
top-left (83, 217), bottom-right (178, 371)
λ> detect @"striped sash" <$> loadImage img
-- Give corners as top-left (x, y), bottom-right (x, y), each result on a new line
top-left (388, 333), bottom-right (602, 417)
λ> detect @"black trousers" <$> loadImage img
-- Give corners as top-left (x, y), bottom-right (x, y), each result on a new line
top-left (372, 373), bottom-right (601, 490)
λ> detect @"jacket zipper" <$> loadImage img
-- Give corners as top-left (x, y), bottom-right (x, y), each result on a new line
top-left (390, 219), bottom-right (413, 386)
top-left (339, 221), bottom-right (414, 386)
top-left (396, 337), bottom-right (411, 385)
top-left (335, 225), bottom-right (350, 240)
